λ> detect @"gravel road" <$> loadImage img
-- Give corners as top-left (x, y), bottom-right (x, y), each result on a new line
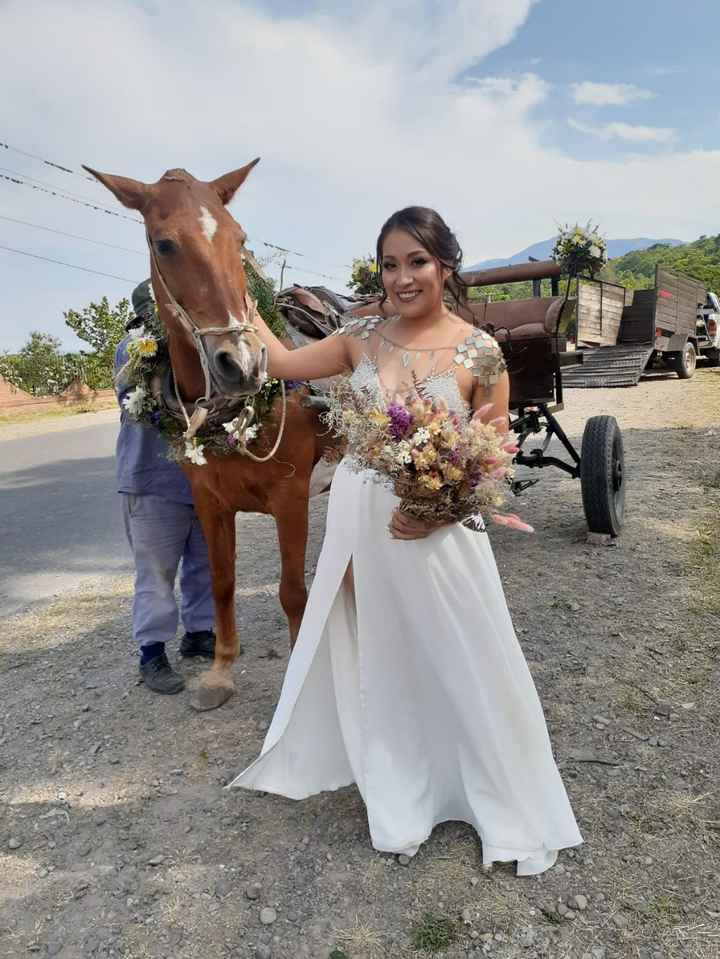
top-left (1, 367), bottom-right (718, 959)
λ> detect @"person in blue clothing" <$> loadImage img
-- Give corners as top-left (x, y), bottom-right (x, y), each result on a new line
top-left (114, 280), bottom-right (215, 694)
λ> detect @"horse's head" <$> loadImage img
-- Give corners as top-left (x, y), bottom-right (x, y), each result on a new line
top-left (85, 160), bottom-right (267, 399)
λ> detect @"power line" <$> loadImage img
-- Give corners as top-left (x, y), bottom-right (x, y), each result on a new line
top-left (0, 214), bottom-right (342, 279)
top-left (1, 140), bottom-right (99, 183)
top-left (1, 138), bottom-right (352, 271)
top-left (1, 170), bottom-right (346, 274)
top-left (0, 165), bottom-right (113, 207)
top-left (282, 263), bottom-right (345, 283)
top-left (0, 244), bottom-right (139, 283)
top-left (0, 171), bottom-right (142, 224)
top-left (0, 214), bottom-right (145, 255)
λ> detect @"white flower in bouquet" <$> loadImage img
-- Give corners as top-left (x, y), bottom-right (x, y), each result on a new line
top-left (122, 385), bottom-right (147, 418)
top-left (223, 415), bottom-right (260, 449)
top-left (184, 438), bottom-right (207, 466)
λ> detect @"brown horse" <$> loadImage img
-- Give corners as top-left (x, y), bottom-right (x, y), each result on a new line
top-left (86, 160), bottom-right (338, 711)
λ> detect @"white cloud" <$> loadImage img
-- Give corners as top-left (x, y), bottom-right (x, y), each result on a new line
top-left (647, 65), bottom-right (686, 77)
top-left (0, 0), bottom-right (717, 351)
top-left (568, 118), bottom-right (676, 143)
top-left (471, 73), bottom-right (549, 105)
top-left (570, 82), bottom-right (655, 107)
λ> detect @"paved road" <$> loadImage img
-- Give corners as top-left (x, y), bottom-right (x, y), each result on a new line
top-left (0, 413), bottom-right (131, 617)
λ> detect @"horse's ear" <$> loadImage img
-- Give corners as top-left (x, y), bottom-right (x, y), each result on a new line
top-left (208, 158), bottom-right (260, 206)
top-left (83, 166), bottom-right (149, 212)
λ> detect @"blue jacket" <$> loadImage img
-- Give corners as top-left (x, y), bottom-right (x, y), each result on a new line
top-left (114, 337), bottom-right (194, 505)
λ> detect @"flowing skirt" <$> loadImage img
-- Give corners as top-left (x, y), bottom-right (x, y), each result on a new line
top-left (229, 459), bottom-right (582, 874)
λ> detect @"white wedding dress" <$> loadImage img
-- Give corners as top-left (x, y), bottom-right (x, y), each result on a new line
top-left (230, 319), bottom-right (583, 875)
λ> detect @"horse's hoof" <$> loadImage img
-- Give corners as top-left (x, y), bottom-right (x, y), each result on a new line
top-left (190, 677), bottom-right (235, 712)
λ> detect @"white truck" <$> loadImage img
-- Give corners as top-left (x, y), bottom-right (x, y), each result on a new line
top-left (696, 290), bottom-right (720, 367)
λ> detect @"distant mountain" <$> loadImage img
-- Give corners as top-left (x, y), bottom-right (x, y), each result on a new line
top-left (465, 237), bottom-right (684, 272)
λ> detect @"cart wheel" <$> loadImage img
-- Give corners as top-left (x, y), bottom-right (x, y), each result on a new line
top-left (580, 415), bottom-right (625, 536)
top-left (673, 341), bottom-right (696, 379)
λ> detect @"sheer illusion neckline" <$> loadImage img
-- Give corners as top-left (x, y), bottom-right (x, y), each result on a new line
top-left (352, 353), bottom-right (469, 412)
top-left (374, 321), bottom-right (463, 354)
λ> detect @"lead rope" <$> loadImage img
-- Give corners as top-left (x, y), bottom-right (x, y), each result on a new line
top-left (146, 231), bottom-right (288, 460)
top-left (234, 379), bottom-right (288, 463)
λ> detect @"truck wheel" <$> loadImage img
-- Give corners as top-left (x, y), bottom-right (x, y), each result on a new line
top-left (580, 415), bottom-right (625, 536)
top-left (673, 341), bottom-right (697, 379)
top-left (705, 348), bottom-right (720, 368)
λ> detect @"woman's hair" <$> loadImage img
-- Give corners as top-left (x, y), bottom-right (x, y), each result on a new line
top-left (375, 206), bottom-right (468, 309)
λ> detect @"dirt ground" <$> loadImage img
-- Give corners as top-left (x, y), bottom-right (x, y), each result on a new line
top-left (1, 366), bottom-right (719, 959)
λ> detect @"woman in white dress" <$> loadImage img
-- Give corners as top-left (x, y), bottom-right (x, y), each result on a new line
top-left (230, 207), bottom-right (582, 875)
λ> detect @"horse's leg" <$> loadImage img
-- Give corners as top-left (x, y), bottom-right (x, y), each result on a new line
top-left (271, 490), bottom-right (310, 648)
top-left (191, 504), bottom-right (239, 712)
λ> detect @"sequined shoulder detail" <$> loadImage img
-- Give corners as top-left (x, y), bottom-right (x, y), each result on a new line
top-left (335, 315), bottom-right (384, 340)
top-left (453, 329), bottom-right (506, 389)
top-left (348, 352), bottom-right (383, 401)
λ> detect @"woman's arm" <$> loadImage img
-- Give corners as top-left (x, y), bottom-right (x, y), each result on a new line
top-left (252, 309), bottom-right (354, 381)
top-left (472, 371), bottom-right (510, 432)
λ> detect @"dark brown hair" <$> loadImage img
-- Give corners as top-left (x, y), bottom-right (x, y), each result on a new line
top-left (375, 206), bottom-right (468, 309)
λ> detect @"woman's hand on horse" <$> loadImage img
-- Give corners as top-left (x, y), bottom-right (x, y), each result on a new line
top-left (388, 508), bottom-right (450, 540)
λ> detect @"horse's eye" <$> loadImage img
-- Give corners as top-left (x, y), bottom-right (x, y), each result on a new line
top-left (155, 239), bottom-right (176, 255)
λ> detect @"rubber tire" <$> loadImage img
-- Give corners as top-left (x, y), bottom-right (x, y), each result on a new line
top-left (674, 341), bottom-right (697, 379)
top-left (580, 415), bottom-right (625, 536)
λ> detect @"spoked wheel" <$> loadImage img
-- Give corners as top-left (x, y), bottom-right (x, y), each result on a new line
top-left (580, 415), bottom-right (625, 536)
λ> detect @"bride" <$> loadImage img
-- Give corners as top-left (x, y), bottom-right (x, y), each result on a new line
top-left (230, 206), bottom-right (582, 875)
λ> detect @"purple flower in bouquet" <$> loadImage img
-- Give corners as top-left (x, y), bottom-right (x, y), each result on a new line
top-left (387, 402), bottom-right (412, 440)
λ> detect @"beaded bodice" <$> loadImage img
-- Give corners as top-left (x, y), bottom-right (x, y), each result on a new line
top-left (349, 353), bottom-right (469, 416)
top-left (339, 314), bottom-right (505, 417)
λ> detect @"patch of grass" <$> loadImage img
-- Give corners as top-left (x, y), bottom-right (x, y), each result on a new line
top-left (0, 401), bottom-right (116, 426)
top-left (410, 912), bottom-right (457, 953)
top-left (689, 513), bottom-right (720, 616)
top-left (335, 920), bottom-right (384, 959)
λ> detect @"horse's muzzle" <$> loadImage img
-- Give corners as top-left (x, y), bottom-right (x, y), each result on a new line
top-left (210, 341), bottom-right (267, 396)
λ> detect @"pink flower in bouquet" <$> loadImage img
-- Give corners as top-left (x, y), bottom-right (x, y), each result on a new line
top-left (490, 511), bottom-right (535, 533)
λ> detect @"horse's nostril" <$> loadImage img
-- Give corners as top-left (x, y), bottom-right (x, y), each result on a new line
top-left (214, 350), bottom-right (244, 383)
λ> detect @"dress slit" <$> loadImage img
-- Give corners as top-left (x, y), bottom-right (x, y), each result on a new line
top-left (230, 447), bottom-right (583, 874)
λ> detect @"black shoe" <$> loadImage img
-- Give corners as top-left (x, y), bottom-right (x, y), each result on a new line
top-left (139, 651), bottom-right (186, 694)
top-left (180, 630), bottom-right (216, 659)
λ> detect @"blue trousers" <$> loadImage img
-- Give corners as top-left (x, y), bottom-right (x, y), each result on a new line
top-left (121, 494), bottom-right (215, 650)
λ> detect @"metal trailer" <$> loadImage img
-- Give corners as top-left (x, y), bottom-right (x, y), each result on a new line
top-left (563, 266), bottom-right (708, 387)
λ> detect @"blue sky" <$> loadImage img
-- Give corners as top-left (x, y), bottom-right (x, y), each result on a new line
top-left (1, 0), bottom-right (719, 351)
top-left (477, 0), bottom-right (720, 159)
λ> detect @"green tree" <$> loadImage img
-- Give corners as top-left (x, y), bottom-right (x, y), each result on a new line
top-left (64, 296), bottom-right (132, 389)
top-left (244, 258), bottom-right (287, 338)
top-left (0, 331), bottom-right (78, 396)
